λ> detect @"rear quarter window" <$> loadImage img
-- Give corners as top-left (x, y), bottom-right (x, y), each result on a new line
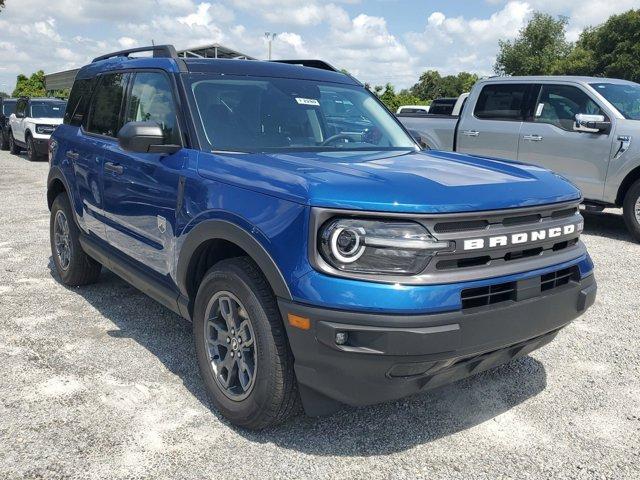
top-left (64, 78), bottom-right (96, 127)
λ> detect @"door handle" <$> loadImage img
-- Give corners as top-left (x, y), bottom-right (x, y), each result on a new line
top-left (523, 134), bottom-right (543, 141)
top-left (104, 162), bottom-right (124, 175)
top-left (65, 150), bottom-right (79, 161)
top-left (461, 130), bottom-right (480, 137)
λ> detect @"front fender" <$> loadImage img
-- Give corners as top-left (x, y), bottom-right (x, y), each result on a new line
top-left (176, 219), bottom-right (292, 301)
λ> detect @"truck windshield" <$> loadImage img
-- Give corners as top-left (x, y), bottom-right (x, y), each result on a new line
top-left (186, 75), bottom-right (417, 152)
top-left (590, 82), bottom-right (640, 120)
top-left (30, 102), bottom-right (66, 118)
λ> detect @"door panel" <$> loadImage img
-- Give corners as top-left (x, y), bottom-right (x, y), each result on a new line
top-left (517, 84), bottom-right (615, 201)
top-left (457, 116), bottom-right (522, 159)
top-left (457, 83), bottom-right (529, 160)
top-left (101, 71), bottom-right (183, 276)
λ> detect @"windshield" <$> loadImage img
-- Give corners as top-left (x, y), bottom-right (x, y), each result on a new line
top-left (186, 75), bottom-right (417, 153)
top-left (2, 102), bottom-right (16, 116)
top-left (30, 101), bottom-right (66, 119)
top-left (590, 82), bottom-right (640, 120)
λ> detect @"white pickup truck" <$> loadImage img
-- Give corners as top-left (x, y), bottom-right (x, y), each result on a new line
top-left (398, 76), bottom-right (640, 241)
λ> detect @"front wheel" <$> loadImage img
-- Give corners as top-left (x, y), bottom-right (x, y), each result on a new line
top-left (50, 193), bottom-right (102, 285)
top-left (26, 135), bottom-right (39, 161)
top-left (193, 257), bottom-right (299, 429)
top-left (623, 179), bottom-right (640, 242)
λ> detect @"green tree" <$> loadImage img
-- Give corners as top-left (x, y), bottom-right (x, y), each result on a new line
top-left (494, 12), bottom-right (572, 76)
top-left (372, 83), bottom-right (426, 111)
top-left (12, 70), bottom-right (47, 97)
top-left (409, 70), bottom-right (478, 102)
top-left (0, 91), bottom-right (9, 99)
top-left (0, 1), bottom-right (5, 11)
top-left (561, 10), bottom-right (640, 82)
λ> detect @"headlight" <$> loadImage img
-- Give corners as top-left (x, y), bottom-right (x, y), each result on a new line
top-left (36, 125), bottom-right (56, 135)
top-left (318, 218), bottom-right (450, 275)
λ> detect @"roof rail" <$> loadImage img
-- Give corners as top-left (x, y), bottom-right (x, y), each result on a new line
top-left (92, 45), bottom-right (179, 63)
top-left (271, 59), bottom-right (339, 73)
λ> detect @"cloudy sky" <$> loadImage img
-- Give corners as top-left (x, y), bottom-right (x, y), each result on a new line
top-left (1, 0), bottom-right (639, 93)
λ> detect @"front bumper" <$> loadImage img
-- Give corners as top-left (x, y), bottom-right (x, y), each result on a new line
top-left (280, 273), bottom-right (596, 414)
top-left (32, 137), bottom-right (49, 156)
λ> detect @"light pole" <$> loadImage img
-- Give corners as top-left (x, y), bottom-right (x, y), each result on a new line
top-left (264, 32), bottom-right (277, 60)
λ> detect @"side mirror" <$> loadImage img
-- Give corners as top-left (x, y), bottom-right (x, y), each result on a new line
top-left (117, 121), bottom-right (181, 154)
top-left (574, 114), bottom-right (610, 134)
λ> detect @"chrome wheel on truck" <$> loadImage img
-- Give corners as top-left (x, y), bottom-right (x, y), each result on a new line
top-left (205, 291), bottom-right (258, 401)
top-left (623, 179), bottom-right (640, 242)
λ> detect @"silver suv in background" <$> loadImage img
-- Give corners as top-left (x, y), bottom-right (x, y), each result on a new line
top-left (398, 77), bottom-right (640, 241)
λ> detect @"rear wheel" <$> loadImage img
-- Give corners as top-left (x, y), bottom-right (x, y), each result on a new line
top-left (50, 193), bottom-right (102, 286)
top-left (8, 131), bottom-right (20, 155)
top-left (623, 179), bottom-right (640, 242)
top-left (0, 132), bottom-right (8, 151)
top-left (193, 257), bottom-right (299, 429)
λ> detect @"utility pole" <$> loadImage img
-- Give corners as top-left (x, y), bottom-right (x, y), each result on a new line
top-left (264, 32), bottom-right (277, 60)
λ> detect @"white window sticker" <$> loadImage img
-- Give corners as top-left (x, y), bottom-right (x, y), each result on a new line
top-left (535, 103), bottom-right (545, 117)
top-left (295, 97), bottom-right (320, 106)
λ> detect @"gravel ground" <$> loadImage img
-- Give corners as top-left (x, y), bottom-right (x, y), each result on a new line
top-left (0, 149), bottom-right (639, 480)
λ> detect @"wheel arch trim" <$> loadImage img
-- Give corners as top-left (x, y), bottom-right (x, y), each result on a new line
top-left (177, 219), bottom-right (293, 302)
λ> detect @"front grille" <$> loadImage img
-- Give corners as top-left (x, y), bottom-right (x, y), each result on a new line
top-left (432, 205), bottom-right (576, 235)
top-left (461, 266), bottom-right (580, 310)
top-left (434, 219), bottom-right (488, 233)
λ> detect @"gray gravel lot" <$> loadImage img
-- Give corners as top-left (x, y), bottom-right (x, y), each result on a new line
top-left (0, 149), bottom-right (639, 479)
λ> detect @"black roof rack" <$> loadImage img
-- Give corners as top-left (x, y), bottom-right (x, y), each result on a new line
top-left (92, 45), bottom-right (179, 63)
top-left (271, 59), bottom-right (339, 72)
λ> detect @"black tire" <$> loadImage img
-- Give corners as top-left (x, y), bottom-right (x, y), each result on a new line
top-left (26, 134), bottom-right (39, 161)
top-left (0, 132), bottom-right (8, 151)
top-left (622, 179), bottom-right (640, 242)
top-left (193, 257), bottom-right (299, 429)
top-left (8, 131), bottom-right (20, 155)
top-left (50, 193), bottom-right (102, 286)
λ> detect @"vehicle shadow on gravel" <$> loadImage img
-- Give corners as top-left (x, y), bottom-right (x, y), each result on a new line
top-left (48, 257), bottom-right (548, 456)
top-left (582, 210), bottom-right (636, 243)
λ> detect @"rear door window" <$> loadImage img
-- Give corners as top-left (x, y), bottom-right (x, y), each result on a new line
top-left (474, 84), bottom-right (529, 121)
top-left (86, 73), bottom-right (129, 137)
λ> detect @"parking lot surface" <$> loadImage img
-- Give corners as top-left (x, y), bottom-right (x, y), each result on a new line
top-left (0, 150), bottom-right (639, 479)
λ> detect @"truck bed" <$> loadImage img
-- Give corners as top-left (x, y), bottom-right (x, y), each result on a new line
top-left (397, 113), bottom-right (458, 150)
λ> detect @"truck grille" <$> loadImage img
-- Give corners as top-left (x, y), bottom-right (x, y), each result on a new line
top-left (461, 266), bottom-right (579, 310)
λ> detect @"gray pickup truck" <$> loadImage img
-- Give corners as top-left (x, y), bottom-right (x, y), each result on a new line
top-left (398, 76), bottom-right (640, 241)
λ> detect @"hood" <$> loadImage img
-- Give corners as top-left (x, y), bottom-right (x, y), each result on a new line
top-left (34, 118), bottom-right (64, 125)
top-left (197, 149), bottom-right (581, 214)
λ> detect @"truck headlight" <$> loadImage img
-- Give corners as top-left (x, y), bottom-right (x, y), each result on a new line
top-left (318, 218), bottom-right (450, 275)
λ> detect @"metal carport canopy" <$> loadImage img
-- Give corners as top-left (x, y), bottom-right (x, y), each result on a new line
top-left (44, 43), bottom-right (256, 92)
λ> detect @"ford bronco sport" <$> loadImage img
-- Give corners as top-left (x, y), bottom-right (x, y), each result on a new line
top-left (48, 45), bottom-right (597, 429)
top-left (9, 97), bottom-right (67, 161)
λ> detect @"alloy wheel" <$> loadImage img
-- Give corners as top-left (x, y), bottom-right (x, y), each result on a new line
top-left (635, 197), bottom-right (640, 224)
top-left (54, 210), bottom-right (72, 271)
top-left (204, 291), bottom-right (257, 401)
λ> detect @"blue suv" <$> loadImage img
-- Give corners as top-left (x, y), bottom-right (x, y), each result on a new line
top-left (48, 45), bottom-right (597, 429)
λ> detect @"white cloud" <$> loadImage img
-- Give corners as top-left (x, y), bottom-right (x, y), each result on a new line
top-left (1, 0), bottom-right (640, 94)
top-left (405, 1), bottom-right (533, 76)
